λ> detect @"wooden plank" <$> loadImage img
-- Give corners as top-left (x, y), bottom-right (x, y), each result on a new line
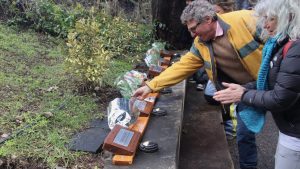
top-left (108, 54), bottom-right (169, 165)
top-left (102, 125), bottom-right (141, 155)
top-left (139, 93), bottom-right (160, 116)
top-left (104, 81), bottom-right (186, 169)
top-left (112, 117), bottom-right (149, 165)
top-left (112, 93), bottom-right (159, 165)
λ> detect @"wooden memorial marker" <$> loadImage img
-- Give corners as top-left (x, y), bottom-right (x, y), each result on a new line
top-left (159, 50), bottom-right (174, 67)
top-left (159, 57), bottom-right (171, 67)
top-left (160, 50), bottom-right (174, 58)
top-left (105, 50), bottom-right (175, 165)
top-left (112, 116), bottom-right (150, 165)
top-left (148, 65), bottom-right (165, 79)
top-left (103, 125), bottom-right (141, 155)
top-left (109, 93), bottom-right (159, 165)
top-left (139, 93), bottom-right (159, 116)
top-left (102, 93), bottom-right (159, 162)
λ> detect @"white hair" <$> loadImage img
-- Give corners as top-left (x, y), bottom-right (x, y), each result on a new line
top-left (254, 0), bottom-right (300, 40)
top-left (181, 0), bottom-right (216, 24)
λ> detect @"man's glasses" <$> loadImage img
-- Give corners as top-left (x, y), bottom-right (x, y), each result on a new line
top-left (188, 22), bottom-right (201, 32)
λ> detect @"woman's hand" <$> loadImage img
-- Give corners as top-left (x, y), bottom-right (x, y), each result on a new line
top-left (213, 82), bottom-right (246, 104)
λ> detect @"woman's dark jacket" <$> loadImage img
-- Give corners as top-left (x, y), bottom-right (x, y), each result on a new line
top-left (242, 38), bottom-right (300, 138)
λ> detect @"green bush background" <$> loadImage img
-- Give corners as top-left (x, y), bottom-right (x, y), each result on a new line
top-left (0, 0), bottom-right (153, 168)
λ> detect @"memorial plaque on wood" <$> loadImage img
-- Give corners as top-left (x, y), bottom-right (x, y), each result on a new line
top-left (148, 65), bottom-right (165, 78)
top-left (139, 96), bottom-right (154, 116)
top-left (159, 57), bottom-right (171, 66)
top-left (160, 50), bottom-right (174, 58)
top-left (133, 99), bottom-right (150, 116)
top-left (103, 125), bottom-right (141, 155)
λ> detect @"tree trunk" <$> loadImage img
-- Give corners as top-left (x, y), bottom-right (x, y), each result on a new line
top-left (151, 0), bottom-right (193, 50)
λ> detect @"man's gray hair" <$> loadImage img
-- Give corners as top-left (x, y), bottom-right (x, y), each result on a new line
top-left (180, 0), bottom-right (216, 25)
top-left (254, 0), bottom-right (300, 40)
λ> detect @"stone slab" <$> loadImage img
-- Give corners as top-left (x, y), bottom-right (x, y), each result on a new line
top-left (68, 119), bottom-right (110, 153)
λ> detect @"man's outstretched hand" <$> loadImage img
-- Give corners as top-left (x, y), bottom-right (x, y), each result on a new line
top-left (132, 85), bottom-right (153, 100)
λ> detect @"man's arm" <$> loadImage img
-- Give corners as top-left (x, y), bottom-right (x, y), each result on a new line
top-left (147, 51), bottom-right (204, 91)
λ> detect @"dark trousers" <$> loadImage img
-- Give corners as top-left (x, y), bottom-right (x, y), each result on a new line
top-left (237, 111), bottom-right (257, 169)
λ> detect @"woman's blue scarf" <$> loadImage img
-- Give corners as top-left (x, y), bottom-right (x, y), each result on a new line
top-left (239, 36), bottom-right (279, 133)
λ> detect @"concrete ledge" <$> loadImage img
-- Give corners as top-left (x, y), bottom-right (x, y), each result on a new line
top-left (104, 81), bottom-right (233, 169)
top-left (179, 82), bottom-right (234, 169)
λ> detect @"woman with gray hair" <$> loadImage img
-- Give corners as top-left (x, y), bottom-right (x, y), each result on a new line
top-left (214, 0), bottom-right (300, 168)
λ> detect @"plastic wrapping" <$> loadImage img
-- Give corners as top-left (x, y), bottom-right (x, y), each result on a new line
top-left (107, 98), bottom-right (136, 129)
top-left (144, 42), bottom-right (165, 67)
top-left (114, 70), bottom-right (147, 99)
top-left (107, 97), bottom-right (147, 129)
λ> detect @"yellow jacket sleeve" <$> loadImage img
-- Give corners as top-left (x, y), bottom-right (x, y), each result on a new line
top-left (146, 52), bottom-right (204, 91)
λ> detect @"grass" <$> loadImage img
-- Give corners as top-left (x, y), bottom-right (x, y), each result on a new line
top-left (0, 23), bottom-right (133, 168)
top-left (102, 59), bottom-right (135, 87)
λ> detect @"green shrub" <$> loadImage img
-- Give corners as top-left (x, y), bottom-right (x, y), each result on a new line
top-left (2, 0), bottom-right (153, 86)
top-left (66, 10), bottom-right (153, 86)
top-left (2, 0), bottom-right (86, 37)
top-left (97, 14), bottom-right (152, 60)
top-left (66, 17), bottom-right (112, 86)
top-left (29, 1), bottom-right (87, 37)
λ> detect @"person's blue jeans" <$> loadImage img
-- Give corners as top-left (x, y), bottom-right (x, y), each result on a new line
top-left (237, 109), bottom-right (257, 169)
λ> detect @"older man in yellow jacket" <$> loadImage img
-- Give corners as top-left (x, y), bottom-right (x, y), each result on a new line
top-left (133, 1), bottom-right (263, 169)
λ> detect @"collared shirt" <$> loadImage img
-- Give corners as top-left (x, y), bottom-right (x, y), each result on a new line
top-left (212, 21), bottom-right (254, 84)
top-left (215, 21), bottom-right (224, 38)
